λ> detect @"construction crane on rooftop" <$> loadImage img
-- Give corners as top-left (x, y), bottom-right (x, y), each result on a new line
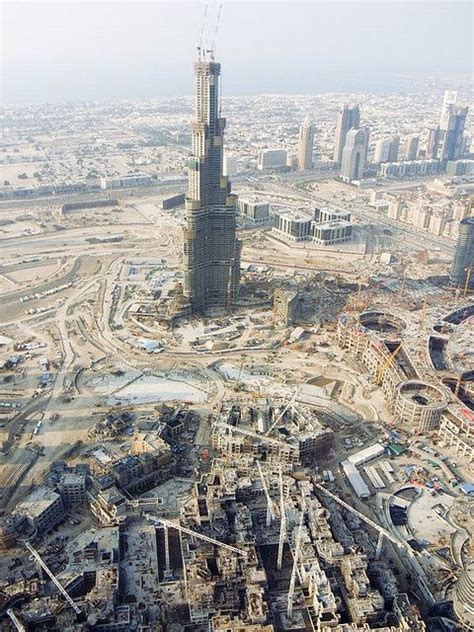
top-left (145, 513), bottom-right (247, 557)
top-left (23, 541), bottom-right (82, 615)
top-left (210, 3), bottom-right (223, 60)
top-left (197, 3), bottom-right (208, 59)
top-left (197, 2), bottom-right (223, 62)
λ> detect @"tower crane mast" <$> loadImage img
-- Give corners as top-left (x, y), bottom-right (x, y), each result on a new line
top-left (6, 609), bottom-right (26, 632)
top-left (287, 508), bottom-right (305, 619)
top-left (277, 465), bottom-right (286, 571)
top-left (197, 2), bottom-right (223, 61)
top-left (257, 459), bottom-right (276, 526)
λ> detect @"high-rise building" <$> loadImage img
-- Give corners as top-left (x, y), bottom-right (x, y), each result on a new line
top-left (449, 216), bottom-right (474, 289)
top-left (387, 135), bottom-right (400, 163)
top-left (334, 104), bottom-right (360, 164)
top-left (404, 135), bottom-right (419, 161)
top-left (182, 60), bottom-right (241, 312)
top-left (374, 139), bottom-right (391, 164)
top-left (257, 149), bottom-right (287, 170)
top-left (223, 153), bottom-right (238, 176)
top-left (439, 106), bottom-right (468, 162)
top-left (340, 128), bottom-right (368, 181)
top-left (461, 134), bottom-right (472, 157)
top-left (439, 90), bottom-right (458, 128)
top-left (298, 115), bottom-right (314, 171)
top-left (427, 127), bottom-right (440, 159)
top-left (438, 90), bottom-right (468, 162)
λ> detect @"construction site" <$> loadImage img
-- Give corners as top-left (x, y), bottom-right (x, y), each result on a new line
top-left (1, 233), bottom-right (473, 630)
top-left (1, 6), bottom-right (474, 630)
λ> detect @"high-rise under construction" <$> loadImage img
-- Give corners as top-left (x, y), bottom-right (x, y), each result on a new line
top-left (450, 216), bottom-right (474, 290)
top-left (182, 59), bottom-right (241, 313)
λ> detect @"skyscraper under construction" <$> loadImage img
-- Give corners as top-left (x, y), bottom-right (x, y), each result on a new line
top-left (182, 59), bottom-right (241, 313)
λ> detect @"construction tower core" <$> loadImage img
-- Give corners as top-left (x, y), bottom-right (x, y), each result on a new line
top-left (182, 60), bottom-right (241, 313)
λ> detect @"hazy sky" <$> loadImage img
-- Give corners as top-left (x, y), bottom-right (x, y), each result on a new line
top-left (2, 1), bottom-right (473, 103)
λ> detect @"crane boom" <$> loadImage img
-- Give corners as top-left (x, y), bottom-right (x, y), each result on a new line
top-left (210, 3), bottom-right (223, 60)
top-left (265, 387), bottom-right (300, 435)
top-left (24, 542), bottom-right (81, 614)
top-left (145, 513), bottom-right (247, 556)
top-left (6, 609), bottom-right (26, 632)
top-left (197, 3), bottom-right (208, 58)
top-left (313, 483), bottom-right (410, 552)
top-left (215, 420), bottom-right (298, 451)
top-left (375, 343), bottom-right (402, 385)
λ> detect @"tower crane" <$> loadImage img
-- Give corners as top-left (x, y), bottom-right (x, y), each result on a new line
top-left (145, 513), bottom-right (247, 557)
top-left (257, 459), bottom-right (276, 527)
top-left (6, 609), bottom-right (26, 632)
top-left (463, 266), bottom-right (472, 297)
top-left (265, 386), bottom-right (301, 435)
top-left (215, 420), bottom-right (298, 453)
top-left (375, 342), bottom-right (403, 386)
top-left (277, 465), bottom-right (287, 571)
top-left (197, 2), bottom-right (223, 62)
top-left (23, 541), bottom-right (81, 614)
top-left (418, 299), bottom-right (427, 362)
top-left (287, 507), bottom-right (305, 619)
top-left (313, 483), bottom-right (414, 559)
top-left (210, 3), bottom-right (223, 60)
top-left (163, 524), bottom-right (171, 576)
top-left (197, 3), bottom-right (208, 59)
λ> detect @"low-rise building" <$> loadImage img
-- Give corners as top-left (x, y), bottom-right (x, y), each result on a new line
top-left (58, 473), bottom-right (87, 507)
top-left (257, 149), bottom-right (287, 170)
top-left (273, 288), bottom-right (301, 326)
top-left (438, 407), bottom-right (474, 463)
top-left (273, 208), bottom-right (313, 241)
top-left (89, 484), bottom-right (128, 525)
top-left (341, 461), bottom-right (370, 499)
top-left (238, 198), bottom-right (271, 224)
top-left (273, 205), bottom-right (354, 246)
top-left (378, 159), bottom-right (440, 178)
top-left (15, 487), bottom-right (65, 534)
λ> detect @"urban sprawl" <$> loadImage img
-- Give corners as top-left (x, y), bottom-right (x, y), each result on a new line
top-left (0, 50), bottom-right (473, 632)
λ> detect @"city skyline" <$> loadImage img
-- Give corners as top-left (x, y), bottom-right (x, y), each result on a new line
top-left (0, 3), bottom-right (473, 630)
top-left (2, 1), bottom-right (473, 104)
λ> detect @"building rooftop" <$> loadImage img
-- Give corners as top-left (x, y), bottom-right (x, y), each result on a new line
top-left (15, 487), bottom-right (61, 519)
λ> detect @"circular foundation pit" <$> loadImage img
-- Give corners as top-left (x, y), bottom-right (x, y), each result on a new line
top-left (359, 310), bottom-right (407, 335)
